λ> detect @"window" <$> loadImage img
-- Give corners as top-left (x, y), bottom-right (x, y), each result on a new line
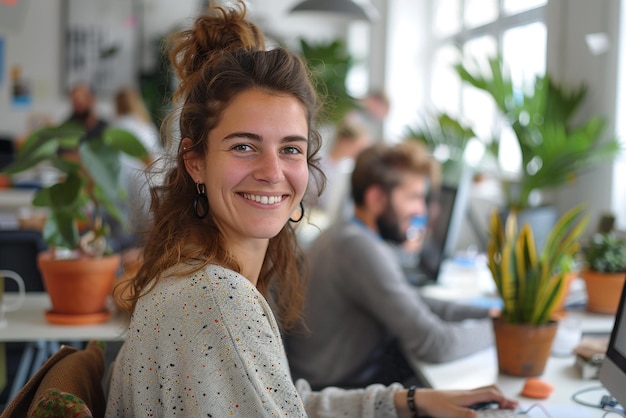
top-left (425, 0), bottom-right (547, 177)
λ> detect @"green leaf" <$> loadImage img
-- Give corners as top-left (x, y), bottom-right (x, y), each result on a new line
top-left (17, 123), bottom-right (83, 158)
top-left (486, 205), bottom-right (589, 325)
top-left (103, 128), bottom-right (149, 159)
top-left (79, 140), bottom-right (123, 205)
top-left (454, 55), bottom-right (622, 209)
top-left (42, 210), bottom-right (80, 250)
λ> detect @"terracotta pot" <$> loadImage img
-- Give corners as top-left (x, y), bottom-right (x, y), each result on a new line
top-left (37, 252), bottom-right (120, 315)
top-left (492, 318), bottom-right (557, 377)
top-left (580, 269), bottom-right (626, 314)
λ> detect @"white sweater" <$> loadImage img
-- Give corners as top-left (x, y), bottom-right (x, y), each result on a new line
top-left (105, 264), bottom-right (402, 417)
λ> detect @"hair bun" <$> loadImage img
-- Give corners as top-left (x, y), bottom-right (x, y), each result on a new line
top-left (169, 2), bottom-right (265, 82)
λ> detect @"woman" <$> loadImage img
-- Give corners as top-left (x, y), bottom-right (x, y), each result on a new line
top-left (111, 87), bottom-right (162, 252)
top-left (112, 86), bottom-right (161, 160)
top-left (106, 3), bottom-right (517, 417)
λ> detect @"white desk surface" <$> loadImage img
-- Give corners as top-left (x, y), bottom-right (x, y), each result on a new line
top-left (414, 308), bottom-right (616, 418)
top-left (0, 292), bottom-right (128, 342)
top-left (416, 347), bottom-right (612, 417)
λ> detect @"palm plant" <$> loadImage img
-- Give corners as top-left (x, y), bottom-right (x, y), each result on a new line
top-left (405, 112), bottom-right (479, 184)
top-left (299, 38), bottom-right (358, 124)
top-left (487, 205), bottom-right (588, 325)
top-left (455, 55), bottom-right (621, 210)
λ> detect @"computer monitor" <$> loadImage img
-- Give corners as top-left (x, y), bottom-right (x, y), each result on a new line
top-left (599, 275), bottom-right (626, 408)
top-left (410, 165), bottom-right (472, 284)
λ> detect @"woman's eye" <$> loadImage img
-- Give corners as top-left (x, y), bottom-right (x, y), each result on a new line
top-left (232, 144), bottom-right (253, 152)
top-left (282, 146), bottom-right (303, 155)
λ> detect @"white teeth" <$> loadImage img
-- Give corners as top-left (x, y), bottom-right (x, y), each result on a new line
top-left (243, 193), bottom-right (283, 205)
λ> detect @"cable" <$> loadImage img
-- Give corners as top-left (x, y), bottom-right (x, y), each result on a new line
top-left (519, 403), bottom-right (553, 417)
top-left (571, 385), bottom-right (611, 409)
top-left (603, 409), bottom-right (626, 418)
top-left (571, 385), bottom-right (624, 417)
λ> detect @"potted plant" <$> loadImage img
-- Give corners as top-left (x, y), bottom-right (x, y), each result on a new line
top-left (298, 37), bottom-right (358, 125)
top-left (2, 122), bottom-right (148, 323)
top-left (405, 112), bottom-right (479, 185)
top-left (580, 231), bottom-right (626, 314)
top-left (455, 55), bottom-right (621, 212)
top-left (454, 55), bottom-right (621, 253)
top-left (486, 204), bottom-right (588, 376)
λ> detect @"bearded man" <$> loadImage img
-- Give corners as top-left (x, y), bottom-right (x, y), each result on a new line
top-left (285, 141), bottom-right (496, 390)
top-left (64, 83), bottom-right (109, 142)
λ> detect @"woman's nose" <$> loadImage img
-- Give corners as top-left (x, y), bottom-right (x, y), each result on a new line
top-left (253, 152), bottom-right (285, 183)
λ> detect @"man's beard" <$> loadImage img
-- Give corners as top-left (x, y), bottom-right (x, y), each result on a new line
top-left (71, 109), bottom-right (90, 122)
top-left (376, 204), bottom-right (406, 244)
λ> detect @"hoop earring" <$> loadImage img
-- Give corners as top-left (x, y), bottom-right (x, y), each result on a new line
top-left (193, 182), bottom-right (209, 219)
top-left (289, 201), bottom-right (304, 223)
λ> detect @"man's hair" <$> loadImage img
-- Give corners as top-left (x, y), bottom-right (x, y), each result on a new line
top-left (351, 141), bottom-right (440, 206)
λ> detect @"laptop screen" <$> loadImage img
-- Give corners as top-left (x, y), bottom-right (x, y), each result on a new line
top-left (416, 184), bottom-right (460, 281)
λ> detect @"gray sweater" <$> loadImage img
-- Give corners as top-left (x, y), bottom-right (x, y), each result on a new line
top-left (286, 219), bottom-right (494, 388)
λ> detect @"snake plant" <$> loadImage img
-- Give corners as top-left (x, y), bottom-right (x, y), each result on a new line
top-left (487, 205), bottom-right (589, 325)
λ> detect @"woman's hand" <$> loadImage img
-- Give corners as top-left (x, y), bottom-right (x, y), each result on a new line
top-left (395, 385), bottom-right (518, 418)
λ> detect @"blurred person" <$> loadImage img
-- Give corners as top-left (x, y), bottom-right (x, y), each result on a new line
top-left (345, 90), bottom-right (391, 143)
top-left (106, 4), bottom-right (517, 418)
top-left (286, 141), bottom-right (498, 390)
top-left (110, 87), bottom-right (163, 253)
top-left (308, 120), bottom-right (370, 222)
top-left (64, 82), bottom-right (109, 142)
top-left (113, 87), bottom-right (162, 161)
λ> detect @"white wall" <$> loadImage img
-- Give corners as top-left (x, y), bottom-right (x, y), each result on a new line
top-left (139, 0), bottom-right (199, 71)
top-left (548, 0), bottom-right (622, 236)
top-left (0, 0), bottom-right (65, 137)
top-left (0, 0), bottom-right (351, 138)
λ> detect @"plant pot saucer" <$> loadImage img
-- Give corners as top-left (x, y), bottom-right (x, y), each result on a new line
top-left (44, 309), bottom-right (113, 325)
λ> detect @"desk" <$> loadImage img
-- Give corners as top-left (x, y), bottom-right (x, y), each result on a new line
top-left (0, 292), bottom-right (127, 402)
top-left (0, 292), bottom-right (127, 342)
top-left (414, 310), bottom-right (616, 418)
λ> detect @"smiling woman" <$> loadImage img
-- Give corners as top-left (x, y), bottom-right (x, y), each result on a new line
top-left (182, 89), bottom-right (310, 268)
top-left (105, 2), bottom-right (518, 417)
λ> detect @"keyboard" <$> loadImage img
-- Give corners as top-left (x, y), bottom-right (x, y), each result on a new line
top-left (475, 409), bottom-right (520, 418)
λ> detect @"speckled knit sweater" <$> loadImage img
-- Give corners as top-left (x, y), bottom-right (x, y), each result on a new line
top-left (105, 264), bottom-right (402, 417)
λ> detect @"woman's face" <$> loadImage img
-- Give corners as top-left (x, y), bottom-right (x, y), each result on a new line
top-left (186, 89), bottom-right (309, 244)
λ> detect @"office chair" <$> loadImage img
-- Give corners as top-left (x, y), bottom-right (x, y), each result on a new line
top-left (0, 340), bottom-right (106, 418)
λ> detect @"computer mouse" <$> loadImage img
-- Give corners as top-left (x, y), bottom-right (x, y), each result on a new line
top-left (469, 401), bottom-right (499, 410)
top-left (521, 377), bottom-right (554, 399)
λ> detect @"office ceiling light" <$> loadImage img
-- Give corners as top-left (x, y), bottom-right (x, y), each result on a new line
top-left (288, 0), bottom-right (379, 22)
